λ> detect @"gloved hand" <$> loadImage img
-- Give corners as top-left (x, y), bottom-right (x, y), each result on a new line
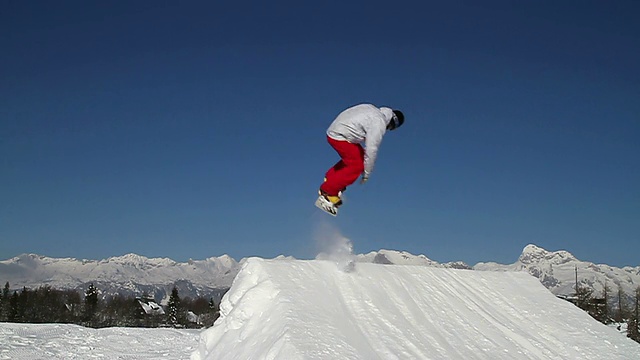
top-left (359, 174), bottom-right (369, 184)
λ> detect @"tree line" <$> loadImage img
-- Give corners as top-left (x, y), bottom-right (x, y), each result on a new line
top-left (0, 281), bottom-right (220, 329)
top-left (572, 282), bottom-right (640, 343)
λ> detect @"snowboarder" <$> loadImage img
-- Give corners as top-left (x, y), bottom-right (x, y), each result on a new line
top-left (315, 103), bottom-right (404, 216)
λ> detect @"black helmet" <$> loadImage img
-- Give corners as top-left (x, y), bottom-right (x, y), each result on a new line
top-left (388, 109), bottom-right (404, 130)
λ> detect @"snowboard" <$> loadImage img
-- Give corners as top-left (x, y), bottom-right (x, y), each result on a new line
top-left (315, 195), bottom-right (338, 216)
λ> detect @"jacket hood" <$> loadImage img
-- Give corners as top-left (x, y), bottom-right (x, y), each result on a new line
top-left (379, 107), bottom-right (394, 125)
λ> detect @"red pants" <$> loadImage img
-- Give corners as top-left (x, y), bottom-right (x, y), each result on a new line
top-left (320, 136), bottom-right (364, 196)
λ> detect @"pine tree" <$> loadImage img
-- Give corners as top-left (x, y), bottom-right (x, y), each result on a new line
top-left (84, 283), bottom-right (99, 326)
top-left (575, 285), bottom-right (594, 312)
top-left (615, 284), bottom-right (628, 323)
top-left (17, 287), bottom-right (29, 322)
top-left (0, 282), bottom-right (9, 321)
top-left (167, 286), bottom-right (182, 327)
top-left (8, 291), bottom-right (19, 322)
top-left (198, 297), bottom-right (220, 327)
top-left (39, 285), bottom-right (66, 323)
top-left (628, 286), bottom-right (640, 343)
top-left (600, 281), bottom-right (612, 324)
top-left (63, 289), bottom-right (82, 323)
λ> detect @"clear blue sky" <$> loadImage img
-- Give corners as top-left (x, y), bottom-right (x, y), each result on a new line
top-left (1, 1), bottom-right (638, 267)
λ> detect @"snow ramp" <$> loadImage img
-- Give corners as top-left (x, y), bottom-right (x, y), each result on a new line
top-left (192, 258), bottom-right (640, 360)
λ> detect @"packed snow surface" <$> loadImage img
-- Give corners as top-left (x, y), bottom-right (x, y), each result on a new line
top-left (0, 323), bottom-right (200, 359)
top-left (193, 258), bottom-right (640, 360)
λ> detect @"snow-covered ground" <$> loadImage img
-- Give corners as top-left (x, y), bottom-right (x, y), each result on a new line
top-left (193, 258), bottom-right (640, 360)
top-left (3, 257), bottom-right (640, 360)
top-left (0, 323), bottom-right (200, 359)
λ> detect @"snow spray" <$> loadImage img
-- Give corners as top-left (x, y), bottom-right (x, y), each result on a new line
top-left (312, 217), bottom-right (355, 272)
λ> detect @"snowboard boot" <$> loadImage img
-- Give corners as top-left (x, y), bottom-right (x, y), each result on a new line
top-left (315, 195), bottom-right (338, 216)
top-left (319, 189), bottom-right (343, 207)
top-left (322, 178), bottom-right (345, 206)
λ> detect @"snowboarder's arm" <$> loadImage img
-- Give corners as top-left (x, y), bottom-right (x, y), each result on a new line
top-left (363, 122), bottom-right (386, 178)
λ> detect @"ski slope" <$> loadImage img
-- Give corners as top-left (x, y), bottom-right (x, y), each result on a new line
top-left (193, 258), bottom-right (640, 360)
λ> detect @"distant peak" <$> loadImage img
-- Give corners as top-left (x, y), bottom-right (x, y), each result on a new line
top-left (101, 253), bottom-right (178, 268)
top-left (518, 244), bottom-right (576, 265)
top-left (17, 253), bottom-right (49, 260)
top-left (522, 244), bottom-right (545, 254)
top-left (108, 253), bottom-right (149, 262)
top-left (217, 254), bottom-right (234, 261)
top-left (378, 249), bottom-right (433, 261)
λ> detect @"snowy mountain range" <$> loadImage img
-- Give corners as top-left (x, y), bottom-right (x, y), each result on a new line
top-left (1, 244), bottom-right (638, 304)
top-left (475, 244), bottom-right (640, 300)
top-left (0, 253), bottom-right (240, 304)
top-left (354, 249), bottom-right (472, 269)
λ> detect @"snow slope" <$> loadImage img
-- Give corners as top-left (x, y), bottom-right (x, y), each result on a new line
top-left (0, 323), bottom-right (200, 359)
top-left (193, 258), bottom-right (640, 360)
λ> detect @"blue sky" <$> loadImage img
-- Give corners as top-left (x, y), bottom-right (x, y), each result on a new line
top-left (1, 1), bottom-right (638, 267)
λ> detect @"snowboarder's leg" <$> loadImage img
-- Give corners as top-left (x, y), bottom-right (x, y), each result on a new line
top-left (320, 136), bottom-right (364, 198)
top-left (324, 160), bottom-right (344, 181)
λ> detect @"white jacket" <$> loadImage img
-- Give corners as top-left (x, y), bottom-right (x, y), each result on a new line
top-left (326, 104), bottom-right (394, 177)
